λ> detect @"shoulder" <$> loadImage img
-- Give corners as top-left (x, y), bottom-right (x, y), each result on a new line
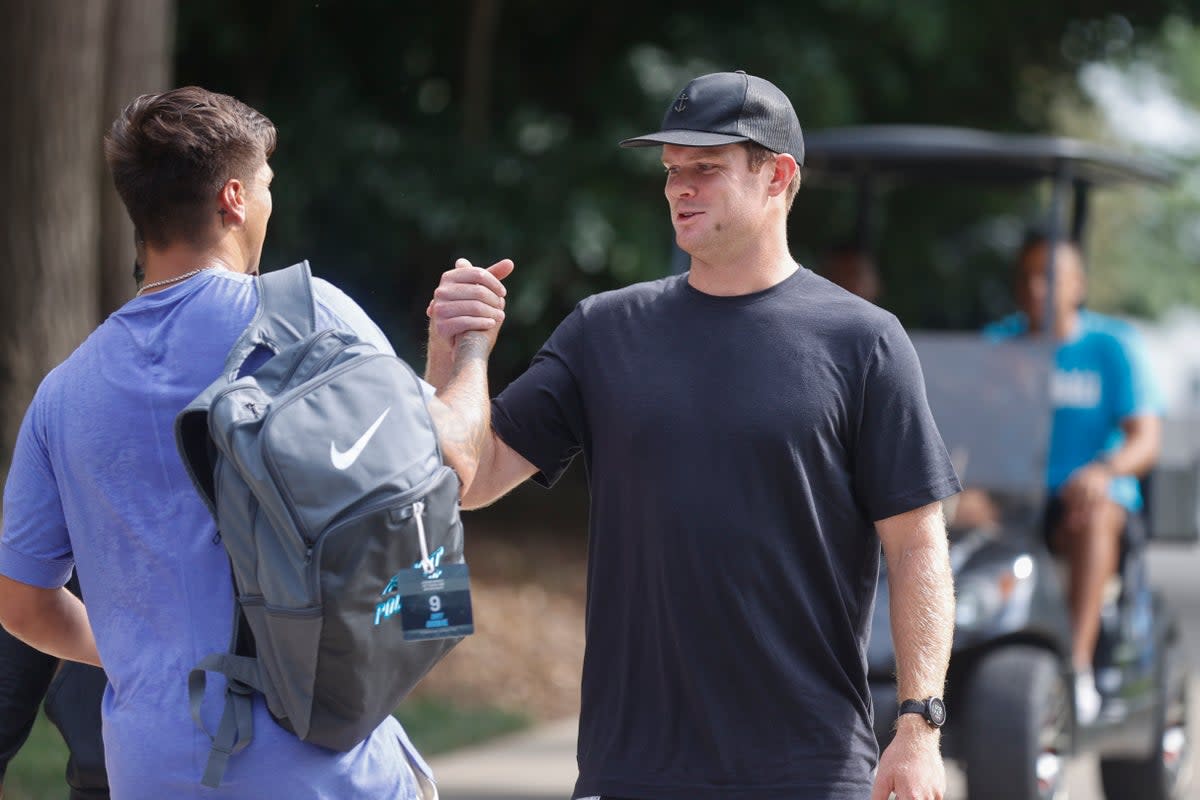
top-left (1077, 311), bottom-right (1147, 359)
top-left (311, 275), bottom-right (360, 314)
top-left (1079, 310), bottom-right (1140, 342)
top-left (575, 274), bottom-right (683, 319)
top-left (14, 358), bottom-right (73, 446)
top-left (983, 313), bottom-right (1028, 341)
top-left (311, 276), bottom-right (395, 356)
top-left (799, 271), bottom-right (907, 345)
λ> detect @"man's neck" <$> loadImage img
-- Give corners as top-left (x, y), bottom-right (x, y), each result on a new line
top-left (1053, 307), bottom-right (1081, 341)
top-left (140, 242), bottom-right (247, 289)
top-left (684, 228), bottom-right (797, 296)
top-left (686, 249), bottom-right (797, 296)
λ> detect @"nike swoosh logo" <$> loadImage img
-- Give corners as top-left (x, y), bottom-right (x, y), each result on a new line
top-left (330, 407), bottom-right (392, 470)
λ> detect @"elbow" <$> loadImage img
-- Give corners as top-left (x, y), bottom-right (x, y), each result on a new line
top-left (0, 605), bottom-right (38, 644)
top-left (459, 455), bottom-right (499, 510)
top-left (1146, 422), bottom-right (1164, 466)
top-left (453, 460), bottom-right (479, 501)
top-left (460, 485), bottom-right (492, 511)
top-left (441, 446), bottom-right (479, 502)
top-left (1131, 415), bottom-right (1164, 476)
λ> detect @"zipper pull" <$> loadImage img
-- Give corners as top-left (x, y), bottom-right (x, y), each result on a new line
top-left (304, 546), bottom-right (313, 565)
top-left (413, 500), bottom-right (434, 575)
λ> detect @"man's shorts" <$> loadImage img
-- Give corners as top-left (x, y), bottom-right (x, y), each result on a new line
top-left (1041, 493), bottom-right (1145, 559)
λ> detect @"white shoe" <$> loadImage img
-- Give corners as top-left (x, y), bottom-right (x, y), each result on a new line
top-left (1075, 670), bottom-right (1102, 725)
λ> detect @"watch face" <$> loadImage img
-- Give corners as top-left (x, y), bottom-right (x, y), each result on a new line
top-left (928, 697), bottom-right (947, 726)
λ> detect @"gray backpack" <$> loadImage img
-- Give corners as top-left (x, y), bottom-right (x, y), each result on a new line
top-left (174, 262), bottom-right (469, 787)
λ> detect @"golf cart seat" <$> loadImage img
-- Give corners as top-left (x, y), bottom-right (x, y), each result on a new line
top-left (1143, 414), bottom-right (1200, 545)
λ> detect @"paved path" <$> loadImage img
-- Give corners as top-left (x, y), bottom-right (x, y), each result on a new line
top-left (427, 717), bottom-right (577, 800)
top-left (429, 545), bottom-right (1200, 800)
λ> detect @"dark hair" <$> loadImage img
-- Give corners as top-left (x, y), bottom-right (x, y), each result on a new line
top-left (104, 86), bottom-right (277, 248)
top-left (1017, 225), bottom-right (1082, 263)
top-left (742, 142), bottom-right (802, 209)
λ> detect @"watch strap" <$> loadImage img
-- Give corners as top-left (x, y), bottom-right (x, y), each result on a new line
top-left (897, 696), bottom-right (946, 728)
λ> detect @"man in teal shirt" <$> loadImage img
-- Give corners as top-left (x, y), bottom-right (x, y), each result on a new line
top-left (985, 233), bottom-right (1163, 724)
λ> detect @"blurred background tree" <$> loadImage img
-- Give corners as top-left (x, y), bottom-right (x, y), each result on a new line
top-left (0, 0), bottom-right (172, 482)
top-left (167, 1), bottom-right (1192, 379)
top-left (4, 0), bottom-right (1199, 478)
top-left (1046, 14), bottom-right (1200, 318)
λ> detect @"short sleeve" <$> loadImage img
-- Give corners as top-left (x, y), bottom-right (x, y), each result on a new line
top-left (854, 317), bottom-right (962, 521)
top-left (1113, 327), bottom-right (1166, 419)
top-left (312, 277), bottom-right (396, 357)
top-left (0, 395), bottom-right (74, 589)
top-left (491, 307), bottom-right (589, 488)
top-left (310, 278), bottom-right (437, 403)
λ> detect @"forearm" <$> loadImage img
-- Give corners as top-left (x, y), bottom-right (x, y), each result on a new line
top-left (460, 431), bottom-right (538, 510)
top-left (0, 581), bottom-right (100, 668)
top-left (1104, 414), bottom-right (1161, 478)
top-left (886, 508), bottom-right (955, 704)
top-left (428, 332), bottom-right (493, 493)
top-left (424, 329), bottom-right (455, 390)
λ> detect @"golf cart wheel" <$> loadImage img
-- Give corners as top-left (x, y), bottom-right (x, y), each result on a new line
top-left (963, 646), bottom-right (1071, 800)
top-left (1099, 641), bottom-right (1192, 800)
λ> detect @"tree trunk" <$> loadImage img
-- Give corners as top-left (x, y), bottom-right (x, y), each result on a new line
top-left (0, 0), bottom-right (173, 483)
top-left (98, 0), bottom-right (175, 317)
top-left (462, 0), bottom-right (502, 146)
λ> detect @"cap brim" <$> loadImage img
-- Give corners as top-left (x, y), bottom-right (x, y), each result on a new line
top-left (619, 130), bottom-right (751, 149)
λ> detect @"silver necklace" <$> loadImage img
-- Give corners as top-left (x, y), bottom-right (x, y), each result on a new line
top-left (135, 266), bottom-right (218, 297)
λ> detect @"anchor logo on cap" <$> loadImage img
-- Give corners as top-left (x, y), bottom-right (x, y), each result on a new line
top-left (673, 92), bottom-right (688, 113)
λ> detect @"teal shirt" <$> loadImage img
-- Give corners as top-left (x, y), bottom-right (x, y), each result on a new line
top-left (984, 310), bottom-right (1165, 511)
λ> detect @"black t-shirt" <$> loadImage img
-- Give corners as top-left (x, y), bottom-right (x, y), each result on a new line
top-left (492, 268), bottom-right (960, 800)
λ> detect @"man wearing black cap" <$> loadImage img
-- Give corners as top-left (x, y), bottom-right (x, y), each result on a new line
top-left (427, 71), bottom-right (959, 800)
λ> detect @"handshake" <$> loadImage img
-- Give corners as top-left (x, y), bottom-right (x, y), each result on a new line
top-left (425, 257), bottom-right (516, 362)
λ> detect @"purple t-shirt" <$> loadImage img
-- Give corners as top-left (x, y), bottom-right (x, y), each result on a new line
top-left (1, 269), bottom-right (431, 799)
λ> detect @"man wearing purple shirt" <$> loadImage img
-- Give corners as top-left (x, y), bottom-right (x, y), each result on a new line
top-left (0, 86), bottom-right (510, 798)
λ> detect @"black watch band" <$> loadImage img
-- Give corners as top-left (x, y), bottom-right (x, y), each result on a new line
top-left (898, 696), bottom-right (946, 728)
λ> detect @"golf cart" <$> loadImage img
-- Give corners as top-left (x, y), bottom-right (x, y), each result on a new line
top-left (802, 126), bottom-right (1197, 800)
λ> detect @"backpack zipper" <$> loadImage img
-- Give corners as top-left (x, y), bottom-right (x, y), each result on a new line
top-left (306, 466), bottom-right (455, 603)
top-left (275, 329), bottom-right (352, 388)
top-left (412, 500), bottom-right (434, 575)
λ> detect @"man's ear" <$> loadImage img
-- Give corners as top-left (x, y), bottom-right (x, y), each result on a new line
top-left (767, 153), bottom-right (799, 197)
top-left (217, 178), bottom-right (247, 227)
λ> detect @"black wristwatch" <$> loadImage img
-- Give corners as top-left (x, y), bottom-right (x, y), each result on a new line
top-left (898, 696), bottom-right (947, 729)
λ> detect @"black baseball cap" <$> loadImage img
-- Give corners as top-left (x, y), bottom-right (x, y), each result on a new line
top-left (620, 71), bottom-right (804, 164)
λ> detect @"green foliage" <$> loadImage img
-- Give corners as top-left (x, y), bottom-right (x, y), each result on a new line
top-left (394, 696), bottom-right (530, 756)
top-left (1047, 14), bottom-right (1200, 319)
top-left (172, 1), bottom-right (1187, 377)
top-left (2, 712), bottom-right (68, 800)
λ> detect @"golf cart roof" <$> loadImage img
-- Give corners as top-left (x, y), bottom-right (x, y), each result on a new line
top-left (803, 125), bottom-right (1176, 187)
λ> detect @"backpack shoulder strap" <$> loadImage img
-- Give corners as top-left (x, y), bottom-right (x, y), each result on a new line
top-left (219, 261), bottom-right (318, 380)
top-left (175, 261), bottom-right (318, 515)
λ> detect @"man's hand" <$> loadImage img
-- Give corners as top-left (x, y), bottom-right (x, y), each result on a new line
top-left (426, 257), bottom-right (513, 388)
top-left (421, 257), bottom-right (515, 495)
top-left (428, 257), bottom-right (513, 341)
top-left (872, 717), bottom-right (946, 800)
